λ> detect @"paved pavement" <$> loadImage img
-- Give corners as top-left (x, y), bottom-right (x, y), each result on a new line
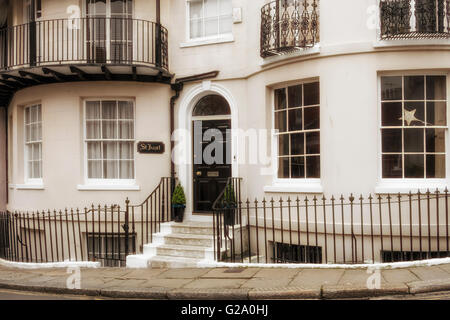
top-left (1, 264), bottom-right (450, 299)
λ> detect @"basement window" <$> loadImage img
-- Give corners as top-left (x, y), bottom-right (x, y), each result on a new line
top-left (382, 250), bottom-right (450, 263)
top-left (273, 242), bottom-right (322, 264)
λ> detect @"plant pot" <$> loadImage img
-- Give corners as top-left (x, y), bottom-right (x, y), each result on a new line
top-left (172, 205), bottom-right (185, 223)
top-left (223, 204), bottom-right (237, 226)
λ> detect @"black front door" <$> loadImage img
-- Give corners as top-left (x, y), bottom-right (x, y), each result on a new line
top-left (193, 119), bottom-right (232, 213)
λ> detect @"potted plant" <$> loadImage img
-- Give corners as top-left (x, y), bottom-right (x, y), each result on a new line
top-left (221, 184), bottom-right (237, 226)
top-left (171, 184), bottom-right (186, 223)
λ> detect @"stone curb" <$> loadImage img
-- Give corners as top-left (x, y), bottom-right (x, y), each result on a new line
top-left (1, 276), bottom-right (450, 299)
top-left (407, 278), bottom-right (450, 294)
top-left (321, 284), bottom-right (410, 299)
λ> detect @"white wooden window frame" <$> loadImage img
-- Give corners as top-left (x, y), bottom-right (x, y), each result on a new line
top-left (376, 71), bottom-right (450, 194)
top-left (185, 0), bottom-right (233, 43)
top-left (23, 103), bottom-right (43, 185)
top-left (82, 98), bottom-right (136, 186)
top-left (265, 79), bottom-right (323, 193)
top-left (83, 0), bottom-right (135, 63)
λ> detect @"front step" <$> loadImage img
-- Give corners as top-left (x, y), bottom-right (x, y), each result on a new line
top-left (127, 221), bottom-right (226, 268)
top-left (164, 233), bottom-right (214, 247)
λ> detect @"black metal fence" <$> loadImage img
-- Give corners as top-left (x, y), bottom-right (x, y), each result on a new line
top-left (380, 0), bottom-right (450, 39)
top-left (0, 17), bottom-right (169, 71)
top-left (260, 0), bottom-right (320, 58)
top-left (0, 177), bottom-right (175, 267)
top-left (213, 181), bottom-right (450, 265)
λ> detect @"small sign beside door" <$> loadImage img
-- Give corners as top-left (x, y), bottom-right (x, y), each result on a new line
top-left (137, 142), bottom-right (165, 154)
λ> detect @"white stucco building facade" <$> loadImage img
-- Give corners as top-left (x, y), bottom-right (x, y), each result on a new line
top-left (1, 0), bottom-right (450, 265)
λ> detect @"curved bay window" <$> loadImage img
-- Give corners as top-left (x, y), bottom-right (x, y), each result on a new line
top-left (274, 81), bottom-right (320, 179)
top-left (381, 75), bottom-right (447, 179)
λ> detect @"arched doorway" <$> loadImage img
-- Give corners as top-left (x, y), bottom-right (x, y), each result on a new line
top-left (192, 94), bottom-right (232, 213)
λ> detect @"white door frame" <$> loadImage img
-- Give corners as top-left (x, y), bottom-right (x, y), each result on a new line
top-left (176, 81), bottom-right (239, 222)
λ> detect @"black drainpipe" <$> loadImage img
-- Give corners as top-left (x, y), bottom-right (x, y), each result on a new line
top-left (169, 71), bottom-right (220, 183)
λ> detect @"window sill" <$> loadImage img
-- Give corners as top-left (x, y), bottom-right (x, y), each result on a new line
top-left (264, 182), bottom-right (323, 194)
top-left (180, 34), bottom-right (234, 48)
top-left (15, 183), bottom-right (45, 190)
top-left (77, 184), bottom-right (141, 191)
top-left (373, 38), bottom-right (450, 49)
top-left (375, 180), bottom-right (449, 194)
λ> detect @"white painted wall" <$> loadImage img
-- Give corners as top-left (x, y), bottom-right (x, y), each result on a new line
top-left (3, 0), bottom-right (450, 215)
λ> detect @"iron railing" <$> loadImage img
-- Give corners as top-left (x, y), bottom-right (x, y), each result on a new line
top-left (213, 186), bottom-right (450, 264)
top-left (260, 0), bottom-right (320, 58)
top-left (380, 0), bottom-right (450, 39)
top-left (0, 17), bottom-right (169, 72)
top-left (0, 177), bottom-right (175, 267)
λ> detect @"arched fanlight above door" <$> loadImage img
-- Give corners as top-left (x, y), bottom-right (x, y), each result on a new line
top-left (192, 94), bottom-right (231, 117)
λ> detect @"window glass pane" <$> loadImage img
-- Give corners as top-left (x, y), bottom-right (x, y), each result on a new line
top-left (290, 133), bottom-right (304, 156)
top-left (219, 15), bottom-right (232, 34)
top-left (25, 107), bottom-right (30, 125)
top-left (204, 17), bottom-right (219, 37)
top-left (303, 82), bottom-right (320, 106)
top-left (426, 128), bottom-right (446, 153)
top-left (119, 142), bottom-right (133, 159)
top-left (426, 76), bottom-right (446, 100)
top-left (404, 154), bottom-right (424, 178)
top-left (87, 141), bottom-right (102, 159)
top-left (381, 76), bottom-right (402, 101)
top-left (382, 102), bottom-right (402, 126)
top-left (88, 160), bottom-right (102, 179)
top-left (288, 108), bottom-right (302, 131)
top-left (219, 0), bottom-right (232, 15)
top-left (278, 157), bottom-right (290, 178)
top-left (404, 76), bottom-right (424, 100)
top-left (291, 157), bottom-right (305, 178)
top-left (119, 160), bottom-right (134, 179)
top-left (305, 131), bottom-right (320, 154)
top-left (275, 111), bottom-right (287, 133)
top-left (102, 101), bottom-right (117, 119)
top-left (193, 95), bottom-right (231, 116)
top-left (306, 156), bottom-right (320, 178)
top-left (204, 0), bottom-right (218, 17)
top-left (119, 121), bottom-right (134, 139)
top-left (426, 154), bottom-right (446, 178)
top-left (426, 102), bottom-right (447, 126)
top-left (103, 160), bottom-right (118, 179)
top-left (86, 120), bottom-right (101, 139)
top-left (304, 106), bottom-right (320, 130)
top-left (275, 88), bottom-right (286, 110)
top-left (288, 85), bottom-right (302, 108)
top-left (86, 101), bottom-right (101, 119)
top-left (103, 142), bottom-right (118, 159)
top-left (33, 143), bottom-right (40, 160)
top-left (102, 120), bottom-right (117, 139)
top-left (118, 101), bottom-right (134, 119)
top-left (404, 128), bottom-right (424, 152)
top-left (28, 161), bottom-right (33, 179)
top-left (382, 154), bottom-right (402, 178)
top-left (190, 0), bottom-right (203, 19)
top-left (278, 134), bottom-right (289, 156)
top-left (190, 19), bottom-right (202, 38)
top-left (404, 102), bottom-right (425, 126)
top-left (382, 129), bottom-right (402, 152)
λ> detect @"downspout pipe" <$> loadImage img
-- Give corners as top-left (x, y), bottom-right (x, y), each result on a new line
top-left (169, 71), bottom-right (220, 182)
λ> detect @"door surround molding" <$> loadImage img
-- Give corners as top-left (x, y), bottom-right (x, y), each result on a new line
top-left (176, 82), bottom-right (239, 222)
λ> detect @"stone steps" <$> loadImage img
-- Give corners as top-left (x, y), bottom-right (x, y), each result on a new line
top-left (127, 221), bottom-right (226, 268)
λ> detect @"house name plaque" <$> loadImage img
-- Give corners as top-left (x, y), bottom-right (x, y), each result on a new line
top-left (138, 142), bottom-right (165, 154)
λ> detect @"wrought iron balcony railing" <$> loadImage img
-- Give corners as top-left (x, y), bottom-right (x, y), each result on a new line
top-left (380, 0), bottom-right (450, 39)
top-left (260, 0), bottom-right (320, 58)
top-left (0, 17), bottom-right (169, 72)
